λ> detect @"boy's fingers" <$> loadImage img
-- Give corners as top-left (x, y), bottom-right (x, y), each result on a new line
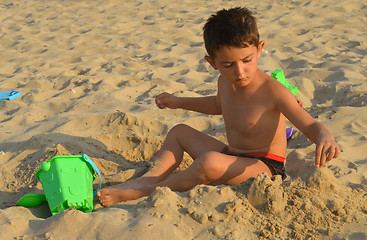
top-left (319, 152), bottom-right (327, 167)
top-left (155, 96), bottom-right (160, 105)
top-left (316, 145), bottom-right (329, 167)
top-left (155, 95), bottom-right (167, 109)
top-left (315, 144), bottom-right (322, 167)
top-left (335, 145), bottom-right (341, 158)
top-left (326, 147), bottom-right (335, 162)
top-left (316, 141), bottom-right (340, 167)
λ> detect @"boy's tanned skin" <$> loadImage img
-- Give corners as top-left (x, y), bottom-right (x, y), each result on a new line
top-left (98, 7), bottom-right (340, 207)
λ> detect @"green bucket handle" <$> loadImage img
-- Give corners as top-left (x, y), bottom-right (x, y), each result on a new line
top-left (82, 154), bottom-right (102, 196)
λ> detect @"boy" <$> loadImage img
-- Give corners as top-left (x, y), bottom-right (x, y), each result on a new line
top-left (98, 7), bottom-right (340, 207)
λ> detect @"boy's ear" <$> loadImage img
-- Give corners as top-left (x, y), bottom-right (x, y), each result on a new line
top-left (205, 56), bottom-right (218, 70)
top-left (257, 41), bottom-right (265, 57)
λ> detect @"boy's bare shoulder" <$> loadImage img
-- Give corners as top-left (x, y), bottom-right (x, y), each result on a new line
top-left (262, 73), bottom-right (291, 94)
top-left (259, 74), bottom-right (299, 112)
top-left (255, 72), bottom-right (295, 105)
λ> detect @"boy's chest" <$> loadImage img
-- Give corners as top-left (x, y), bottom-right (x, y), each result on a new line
top-left (224, 103), bottom-right (265, 126)
top-left (220, 95), bottom-right (274, 132)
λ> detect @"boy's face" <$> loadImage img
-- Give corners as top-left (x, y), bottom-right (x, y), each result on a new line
top-left (205, 41), bottom-right (264, 88)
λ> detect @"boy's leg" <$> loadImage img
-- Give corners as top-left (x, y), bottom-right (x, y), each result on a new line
top-left (98, 124), bottom-right (226, 206)
top-left (98, 151), bottom-right (273, 207)
top-left (154, 151), bottom-right (274, 190)
top-left (144, 124), bottom-right (226, 180)
top-left (99, 124), bottom-right (225, 189)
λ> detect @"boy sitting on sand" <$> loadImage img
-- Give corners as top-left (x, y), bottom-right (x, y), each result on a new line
top-left (98, 7), bottom-right (340, 207)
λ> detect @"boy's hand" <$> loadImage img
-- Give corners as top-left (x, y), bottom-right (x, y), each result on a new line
top-left (155, 92), bottom-right (179, 109)
top-left (315, 135), bottom-right (341, 168)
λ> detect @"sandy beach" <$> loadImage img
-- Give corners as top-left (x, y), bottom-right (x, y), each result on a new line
top-left (1, 0), bottom-right (367, 239)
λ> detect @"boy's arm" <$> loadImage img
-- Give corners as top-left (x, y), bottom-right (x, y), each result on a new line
top-left (273, 82), bottom-right (341, 167)
top-left (155, 92), bottom-right (222, 115)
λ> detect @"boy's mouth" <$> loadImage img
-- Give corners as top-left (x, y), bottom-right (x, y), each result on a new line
top-left (237, 76), bottom-right (247, 82)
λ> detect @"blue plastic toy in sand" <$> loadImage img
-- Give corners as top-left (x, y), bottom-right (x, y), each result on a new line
top-left (286, 127), bottom-right (293, 139)
top-left (33, 154), bottom-right (101, 215)
top-left (0, 90), bottom-right (21, 101)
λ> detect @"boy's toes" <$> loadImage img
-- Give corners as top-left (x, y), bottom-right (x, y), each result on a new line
top-left (99, 197), bottom-right (111, 207)
top-left (97, 189), bottom-right (110, 207)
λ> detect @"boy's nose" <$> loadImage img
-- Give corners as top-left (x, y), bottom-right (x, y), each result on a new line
top-left (235, 63), bottom-right (245, 79)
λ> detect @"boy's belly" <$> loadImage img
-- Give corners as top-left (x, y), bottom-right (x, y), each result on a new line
top-left (225, 126), bottom-right (287, 157)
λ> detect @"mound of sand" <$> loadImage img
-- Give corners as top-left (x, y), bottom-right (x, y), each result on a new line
top-left (1, 168), bottom-right (366, 239)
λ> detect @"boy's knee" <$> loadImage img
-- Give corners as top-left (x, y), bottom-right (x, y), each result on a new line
top-left (196, 151), bottom-right (223, 181)
top-left (168, 124), bottom-right (190, 135)
top-left (166, 124), bottom-right (195, 141)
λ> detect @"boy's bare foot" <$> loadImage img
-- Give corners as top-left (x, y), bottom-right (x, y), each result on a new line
top-left (97, 187), bottom-right (148, 207)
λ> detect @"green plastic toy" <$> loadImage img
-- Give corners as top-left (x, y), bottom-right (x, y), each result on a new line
top-left (271, 69), bottom-right (298, 95)
top-left (17, 154), bottom-right (101, 215)
top-left (17, 193), bottom-right (47, 207)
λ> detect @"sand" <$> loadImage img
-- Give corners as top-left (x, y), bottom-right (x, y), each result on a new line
top-left (0, 0), bottom-right (366, 239)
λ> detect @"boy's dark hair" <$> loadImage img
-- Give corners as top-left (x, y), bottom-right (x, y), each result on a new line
top-left (203, 7), bottom-right (259, 58)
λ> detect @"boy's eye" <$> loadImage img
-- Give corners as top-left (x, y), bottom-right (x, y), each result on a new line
top-left (222, 58), bottom-right (251, 68)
